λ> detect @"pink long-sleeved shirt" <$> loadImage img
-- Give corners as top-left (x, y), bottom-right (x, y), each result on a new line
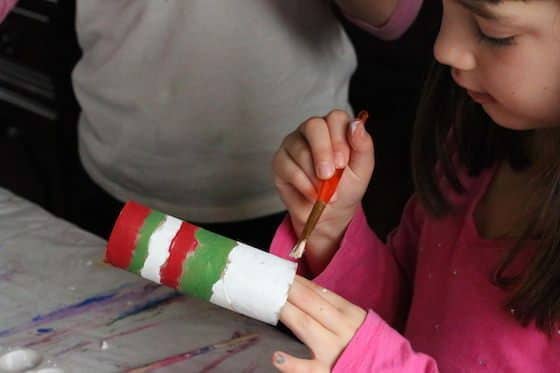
top-left (270, 166), bottom-right (560, 371)
top-left (0, 0), bottom-right (17, 23)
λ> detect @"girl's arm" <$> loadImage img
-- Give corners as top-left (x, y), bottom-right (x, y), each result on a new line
top-left (333, 310), bottom-right (438, 372)
top-left (272, 197), bottom-right (436, 372)
top-left (335, 0), bottom-right (400, 26)
top-left (0, 0), bottom-right (18, 23)
top-left (336, 0), bottom-right (424, 40)
top-left (273, 270), bottom-right (438, 372)
top-left (271, 194), bottom-right (425, 328)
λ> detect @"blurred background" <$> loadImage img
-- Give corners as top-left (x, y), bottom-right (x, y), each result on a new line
top-left (0, 0), bottom-right (440, 240)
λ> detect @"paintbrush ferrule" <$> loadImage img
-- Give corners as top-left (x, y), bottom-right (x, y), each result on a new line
top-left (289, 201), bottom-right (326, 259)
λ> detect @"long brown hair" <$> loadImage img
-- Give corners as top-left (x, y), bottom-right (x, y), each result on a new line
top-left (411, 60), bottom-right (560, 334)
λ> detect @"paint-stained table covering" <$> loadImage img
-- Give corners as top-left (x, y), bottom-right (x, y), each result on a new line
top-left (0, 188), bottom-right (308, 372)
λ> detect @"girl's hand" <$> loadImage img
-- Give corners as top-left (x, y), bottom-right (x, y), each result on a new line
top-left (272, 110), bottom-right (374, 274)
top-left (272, 276), bottom-right (367, 372)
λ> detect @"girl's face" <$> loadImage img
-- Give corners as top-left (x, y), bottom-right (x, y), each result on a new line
top-left (435, 0), bottom-right (560, 130)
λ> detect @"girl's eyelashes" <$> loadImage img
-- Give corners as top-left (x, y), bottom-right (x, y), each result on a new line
top-left (476, 26), bottom-right (516, 47)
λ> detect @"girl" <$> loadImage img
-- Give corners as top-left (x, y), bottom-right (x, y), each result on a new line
top-left (270, 0), bottom-right (560, 371)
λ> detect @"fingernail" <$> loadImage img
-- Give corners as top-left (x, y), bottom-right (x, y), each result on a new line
top-left (274, 353), bottom-right (285, 365)
top-left (318, 161), bottom-right (334, 179)
top-left (350, 120), bottom-right (361, 136)
top-left (334, 152), bottom-right (345, 168)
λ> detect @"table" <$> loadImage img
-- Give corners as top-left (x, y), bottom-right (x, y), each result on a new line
top-left (0, 188), bottom-right (307, 372)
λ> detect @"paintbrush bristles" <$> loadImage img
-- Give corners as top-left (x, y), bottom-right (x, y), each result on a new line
top-left (289, 201), bottom-right (327, 259)
top-left (289, 239), bottom-right (307, 259)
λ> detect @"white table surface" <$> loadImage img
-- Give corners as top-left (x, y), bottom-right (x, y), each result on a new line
top-left (0, 188), bottom-right (307, 372)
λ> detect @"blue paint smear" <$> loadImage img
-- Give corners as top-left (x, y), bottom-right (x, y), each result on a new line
top-left (32, 292), bottom-right (118, 322)
top-left (109, 291), bottom-right (181, 325)
top-left (36, 328), bottom-right (53, 334)
top-left (0, 283), bottom-right (156, 338)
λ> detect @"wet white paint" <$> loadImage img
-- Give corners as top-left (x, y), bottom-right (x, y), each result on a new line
top-left (0, 348), bottom-right (42, 372)
top-left (140, 216), bottom-right (182, 284)
top-left (28, 369), bottom-right (64, 373)
top-left (210, 243), bottom-right (297, 325)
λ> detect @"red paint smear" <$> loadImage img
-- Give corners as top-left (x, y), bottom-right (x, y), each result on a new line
top-left (106, 201), bottom-right (151, 269)
top-left (160, 222), bottom-right (198, 288)
top-left (199, 340), bottom-right (258, 373)
top-left (105, 322), bottom-right (160, 341)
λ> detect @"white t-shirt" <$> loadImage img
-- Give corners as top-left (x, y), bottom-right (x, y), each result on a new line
top-left (73, 0), bottom-right (356, 222)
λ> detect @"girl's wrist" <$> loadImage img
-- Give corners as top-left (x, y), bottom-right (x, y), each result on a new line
top-left (302, 207), bottom-right (356, 276)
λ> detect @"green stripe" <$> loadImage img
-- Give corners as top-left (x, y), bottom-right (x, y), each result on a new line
top-left (127, 211), bottom-right (166, 274)
top-left (178, 228), bottom-right (235, 300)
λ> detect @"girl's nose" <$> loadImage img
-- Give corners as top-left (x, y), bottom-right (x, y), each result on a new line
top-left (433, 7), bottom-right (477, 71)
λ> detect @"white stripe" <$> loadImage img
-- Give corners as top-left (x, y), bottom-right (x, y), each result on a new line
top-left (140, 216), bottom-right (182, 284)
top-left (210, 243), bottom-right (297, 325)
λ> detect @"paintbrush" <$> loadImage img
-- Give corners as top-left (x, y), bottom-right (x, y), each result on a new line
top-left (289, 110), bottom-right (369, 259)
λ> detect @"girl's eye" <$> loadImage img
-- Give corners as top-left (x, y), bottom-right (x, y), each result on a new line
top-left (477, 27), bottom-right (516, 47)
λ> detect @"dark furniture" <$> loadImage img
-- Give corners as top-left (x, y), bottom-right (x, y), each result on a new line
top-left (0, 0), bottom-right (81, 217)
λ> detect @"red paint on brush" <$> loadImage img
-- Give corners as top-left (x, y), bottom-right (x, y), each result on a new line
top-left (106, 202), bottom-right (151, 269)
top-left (317, 168), bottom-right (343, 203)
top-left (159, 222), bottom-right (198, 288)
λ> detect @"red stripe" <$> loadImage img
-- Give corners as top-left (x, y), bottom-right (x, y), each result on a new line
top-left (105, 201), bottom-right (151, 269)
top-left (159, 222), bottom-right (198, 288)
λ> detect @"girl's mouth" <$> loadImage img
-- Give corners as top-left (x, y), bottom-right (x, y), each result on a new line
top-left (467, 89), bottom-right (496, 104)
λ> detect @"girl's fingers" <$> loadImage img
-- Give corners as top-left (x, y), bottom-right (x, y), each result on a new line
top-left (272, 352), bottom-right (328, 373)
top-left (324, 110), bottom-right (352, 169)
top-left (299, 117), bottom-right (336, 180)
top-left (295, 276), bottom-right (347, 308)
top-left (279, 302), bottom-right (336, 358)
top-left (287, 279), bottom-right (344, 335)
top-left (282, 133), bottom-right (322, 191)
top-left (273, 146), bottom-right (317, 203)
top-left (294, 276), bottom-right (366, 334)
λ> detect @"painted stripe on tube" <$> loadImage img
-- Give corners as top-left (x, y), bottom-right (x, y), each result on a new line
top-left (178, 228), bottom-right (235, 301)
top-left (140, 215), bottom-right (183, 283)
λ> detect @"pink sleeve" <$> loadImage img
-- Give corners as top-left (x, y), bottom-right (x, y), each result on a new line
top-left (270, 199), bottom-right (424, 327)
top-left (0, 0), bottom-right (18, 23)
top-left (268, 214), bottom-right (312, 277)
top-left (333, 311), bottom-right (439, 372)
top-left (342, 0), bottom-right (423, 40)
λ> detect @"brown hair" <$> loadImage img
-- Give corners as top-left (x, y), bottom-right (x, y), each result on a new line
top-left (411, 58), bottom-right (560, 334)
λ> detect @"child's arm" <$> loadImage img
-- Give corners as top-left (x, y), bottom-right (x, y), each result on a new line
top-left (271, 111), bottom-right (433, 370)
top-left (0, 0), bottom-right (18, 23)
top-left (333, 310), bottom-right (438, 372)
top-left (335, 0), bottom-right (400, 27)
top-left (271, 109), bottom-right (424, 324)
top-left (273, 275), bottom-right (438, 372)
top-left (271, 193), bottom-right (424, 327)
top-left (336, 0), bottom-right (424, 40)
top-left (272, 200), bottom-right (434, 372)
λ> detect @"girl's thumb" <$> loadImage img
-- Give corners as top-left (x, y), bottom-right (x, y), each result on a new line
top-left (347, 119), bottom-right (375, 179)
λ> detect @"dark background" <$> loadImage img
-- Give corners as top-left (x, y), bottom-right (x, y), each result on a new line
top-left (0, 0), bottom-right (441, 240)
